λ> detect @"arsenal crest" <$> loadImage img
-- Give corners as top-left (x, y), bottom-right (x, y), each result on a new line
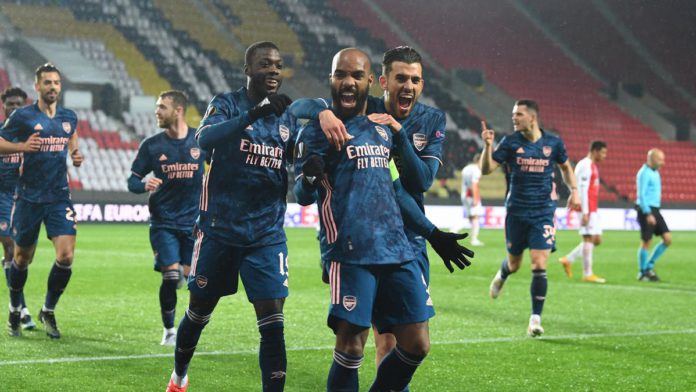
top-left (62, 122), bottom-right (72, 133)
top-left (190, 147), bottom-right (201, 159)
top-left (342, 295), bottom-right (357, 311)
top-left (375, 126), bottom-right (388, 141)
top-left (195, 275), bottom-right (208, 288)
top-left (279, 124), bottom-right (290, 142)
top-left (413, 133), bottom-right (427, 151)
top-left (542, 146), bottom-right (552, 157)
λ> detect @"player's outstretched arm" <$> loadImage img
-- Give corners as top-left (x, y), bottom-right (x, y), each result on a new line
top-left (394, 178), bottom-right (435, 238)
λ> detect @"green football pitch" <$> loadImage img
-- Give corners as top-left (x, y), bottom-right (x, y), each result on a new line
top-left (1, 225), bottom-right (694, 391)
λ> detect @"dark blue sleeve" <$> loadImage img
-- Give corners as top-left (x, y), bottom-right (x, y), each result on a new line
top-left (130, 138), bottom-right (152, 179)
top-left (196, 95), bottom-right (253, 151)
top-left (492, 135), bottom-right (511, 164)
top-left (556, 137), bottom-right (568, 164)
top-left (393, 130), bottom-right (439, 194)
top-left (127, 174), bottom-right (146, 193)
top-left (0, 110), bottom-right (28, 142)
top-left (288, 98), bottom-right (332, 120)
top-left (394, 179), bottom-right (435, 237)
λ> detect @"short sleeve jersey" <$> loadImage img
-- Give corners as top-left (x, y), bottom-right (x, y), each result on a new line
top-left (575, 157), bottom-right (599, 214)
top-left (0, 103), bottom-right (77, 203)
top-left (131, 128), bottom-right (205, 230)
top-left (295, 115), bottom-right (414, 265)
top-left (492, 130), bottom-right (568, 216)
top-left (197, 87), bottom-right (299, 247)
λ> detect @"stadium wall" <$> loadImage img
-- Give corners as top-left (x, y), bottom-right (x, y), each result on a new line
top-left (72, 201), bottom-right (696, 231)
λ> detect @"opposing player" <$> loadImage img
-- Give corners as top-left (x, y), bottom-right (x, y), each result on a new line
top-left (481, 100), bottom-right (579, 337)
top-left (559, 140), bottom-right (607, 283)
top-left (0, 63), bottom-right (83, 338)
top-left (636, 148), bottom-right (670, 281)
top-left (1, 87), bottom-right (36, 331)
top-left (128, 90), bottom-right (204, 346)
top-left (461, 153), bottom-right (484, 246)
top-left (295, 47), bottom-right (436, 392)
top-left (166, 42), bottom-right (296, 392)
top-left (289, 47), bottom-right (455, 375)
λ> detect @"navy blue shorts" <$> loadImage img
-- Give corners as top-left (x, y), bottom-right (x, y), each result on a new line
top-left (0, 190), bottom-right (14, 236)
top-left (150, 227), bottom-right (194, 271)
top-left (189, 230), bottom-right (289, 302)
top-left (326, 259), bottom-right (434, 334)
top-left (505, 213), bottom-right (555, 255)
top-left (411, 240), bottom-right (430, 286)
top-left (11, 199), bottom-right (77, 247)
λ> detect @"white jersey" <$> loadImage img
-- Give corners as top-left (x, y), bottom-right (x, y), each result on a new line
top-left (461, 163), bottom-right (483, 216)
top-left (461, 163), bottom-right (481, 200)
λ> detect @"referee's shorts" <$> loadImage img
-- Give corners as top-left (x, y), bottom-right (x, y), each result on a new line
top-left (636, 206), bottom-right (670, 241)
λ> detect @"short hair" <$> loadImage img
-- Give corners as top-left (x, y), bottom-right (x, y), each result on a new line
top-left (35, 63), bottom-right (61, 82)
top-left (382, 46), bottom-right (422, 74)
top-left (515, 99), bottom-right (540, 115)
top-left (589, 140), bottom-right (607, 152)
top-left (1, 87), bottom-right (27, 103)
top-left (159, 90), bottom-right (188, 112)
top-left (245, 41), bottom-right (280, 66)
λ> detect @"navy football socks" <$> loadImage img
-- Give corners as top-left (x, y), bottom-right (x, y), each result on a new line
top-left (258, 313), bottom-right (286, 391)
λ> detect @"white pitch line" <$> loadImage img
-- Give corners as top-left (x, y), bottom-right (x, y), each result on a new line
top-left (2, 328), bottom-right (695, 367)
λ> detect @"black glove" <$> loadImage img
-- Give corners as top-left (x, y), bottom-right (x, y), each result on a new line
top-left (248, 93), bottom-right (293, 120)
top-left (427, 229), bottom-right (475, 273)
top-left (302, 155), bottom-right (325, 187)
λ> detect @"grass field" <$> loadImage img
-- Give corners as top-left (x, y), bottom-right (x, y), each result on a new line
top-left (1, 225), bottom-right (694, 391)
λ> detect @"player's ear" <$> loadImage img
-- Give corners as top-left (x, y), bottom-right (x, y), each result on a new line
top-left (243, 63), bottom-right (250, 77)
top-left (378, 75), bottom-right (387, 90)
top-left (368, 73), bottom-right (374, 87)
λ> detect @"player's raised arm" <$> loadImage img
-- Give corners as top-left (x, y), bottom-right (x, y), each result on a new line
top-left (480, 121), bottom-right (499, 174)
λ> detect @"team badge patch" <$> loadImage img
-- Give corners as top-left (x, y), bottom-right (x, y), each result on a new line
top-left (279, 125), bottom-right (290, 142)
top-left (62, 122), bottom-right (71, 133)
top-left (195, 275), bottom-right (208, 288)
top-left (543, 146), bottom-right (552, 157)
top-left (342, 295), bottom-right (357, 311)
top-left (413, 133), bottom-right (427, 151)
top-left (375, 126), bottom-right (388, 141)
top-left (190, 147), bottom-right (201, 159)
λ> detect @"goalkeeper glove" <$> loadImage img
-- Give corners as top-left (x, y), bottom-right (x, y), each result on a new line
top-left (249, 94), bottom-right (293, 120)
top-left (427, 229), bottom-right (475, 273)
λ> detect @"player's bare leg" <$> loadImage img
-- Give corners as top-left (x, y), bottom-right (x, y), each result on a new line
top-left (7, 243), bottom-right (36, 336)
top-left (371, 321), bottom-right (430, 391)
top-left (372, 327), bottom-right (396, 367)
top-left (253, 298), bottom-right (287, 391)
top-left (528, 249), bottom-right (549, 337)
top-left (329, 319), bottom-right (368, 391)
top-left (160, 263), bottom-right (181, 345)
top-left (490, 253), bottom-right (522, 299)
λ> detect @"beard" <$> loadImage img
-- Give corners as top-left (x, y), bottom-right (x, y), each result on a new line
top-left (331, 85), bottom-right (369, 120)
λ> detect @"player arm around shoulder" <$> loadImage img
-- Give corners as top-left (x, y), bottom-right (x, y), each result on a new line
top-left (289, 97), bottom-right (352, 151)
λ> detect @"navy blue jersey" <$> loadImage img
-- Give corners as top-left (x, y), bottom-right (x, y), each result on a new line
top-left (197, 87), bottom-right (299, 247)
top-left (131, 127), bottom-right (205, 230)
top-left (0, 152), bottom-right (21, 192)
top-left (492, 130), bottom-right (568, 216)
top-left (295, 116), bottom-right (414, 266)
top-left (0, 103), bottom-right (77, 203)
